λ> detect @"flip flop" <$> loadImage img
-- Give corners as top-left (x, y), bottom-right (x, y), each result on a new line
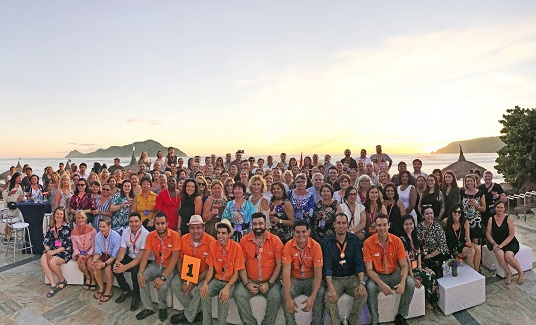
top-left (99, 292), bottom-right (113, 303)
top-left (94, 291), bottom-right (104, 300)
top-left (47, 285), bottom-right (59, 298)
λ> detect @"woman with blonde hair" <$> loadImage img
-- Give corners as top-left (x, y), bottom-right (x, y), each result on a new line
top-left (248, 175), bottom-right (270, 225)
top-left (87, 172), bottom-right (100, 187)
top-left (54, 174), bottom-right (73, 211)
top-left (223, 177), bottom-right (235, 201)
top-left (99, 169), bottom-right (110, 184)
top-left (71, 210), bottom-right (97, 290)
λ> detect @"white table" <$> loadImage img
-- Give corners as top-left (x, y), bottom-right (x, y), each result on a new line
top-left (437, 264), bottom-right (485, 315)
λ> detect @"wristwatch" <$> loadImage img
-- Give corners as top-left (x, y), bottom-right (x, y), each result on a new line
top-left (160, 275), bottom-right (166, 281)
top-left (360, 280), bottom-right (366, 286)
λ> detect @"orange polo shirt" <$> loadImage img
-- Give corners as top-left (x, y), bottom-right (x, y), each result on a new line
top-left (240, 231), bottom-right (283, 282)
top-left (363, 233), bottom-right (406, 275)
top-left (282, 237), bottom-right (323, 279)
top-left (180, 232), bottom-right (216, 275)
top-left (145, 229), bottom-right (182, 268)
top-left (206, 239), bottom-right (245, 282)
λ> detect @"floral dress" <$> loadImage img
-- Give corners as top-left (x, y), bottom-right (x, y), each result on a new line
top-left (461, 189), bottom-right (485, 240)
top-left (111, 193), bottom-right (132, 234)
top-left (269, 199), bottom-right (293, 244)
top-left (400, 235), bottom-right (439, 304)
top-left (312, 200), bottom-right (338, 242)
top-left (417, 221), bottom-right (450, 277)
top-left (43, 222), bottom-right (73, 262)
top-left (289, 190), bottom-right (315, 229)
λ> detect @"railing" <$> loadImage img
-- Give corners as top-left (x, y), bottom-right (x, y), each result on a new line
top-left (507, 191), bottom-right (536, 222)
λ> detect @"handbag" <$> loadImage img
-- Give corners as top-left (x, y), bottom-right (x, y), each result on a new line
top-left (7, 202), bottom-right (17, 210)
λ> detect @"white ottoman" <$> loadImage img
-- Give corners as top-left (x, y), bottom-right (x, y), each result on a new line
top-left (44, 259), bottom-right (85, 285)
top-left (482, 243), bottom-right (533, 278)
top-left (437, 265), bottom-right (485, 315)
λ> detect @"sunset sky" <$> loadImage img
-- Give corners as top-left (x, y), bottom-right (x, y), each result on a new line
top-left (1, 1), bottom-right (536, 158)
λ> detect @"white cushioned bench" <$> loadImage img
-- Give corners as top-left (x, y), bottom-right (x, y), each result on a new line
top-left (482, 243), bottom-right (533, 278)
top-left (44, 259), bottom-right (84, 285)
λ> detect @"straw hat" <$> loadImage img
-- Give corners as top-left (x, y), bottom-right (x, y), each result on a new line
top-left (187, 215), bottom-right (204, 226)
top-left (215, 219), bottom-right (234, 236)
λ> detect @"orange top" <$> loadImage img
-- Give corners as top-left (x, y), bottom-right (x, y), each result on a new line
top-left (180, 233), bottom-right (216, 275)
top-left (145, 229), bottom-right (182, 268)
top-left (282, 237), bottom-right (323, 279)
top-left (207, 239), bottom-right (245, 282)
top-left (240, 231), bottom-right (283, 282)
top-left (363, 233), bottom-right (406, 275)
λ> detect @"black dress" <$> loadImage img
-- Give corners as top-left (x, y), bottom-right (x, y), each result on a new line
top-left (487, 215), bottom-right (519, 255)
top-left (444, 223), bottom-right (468, 257)
top-left (178, 195), bottom-right (196, 236)
top-left (420, 190), bottom-right (444, 221)
top-left (386, 202), bottom-right (404, 237)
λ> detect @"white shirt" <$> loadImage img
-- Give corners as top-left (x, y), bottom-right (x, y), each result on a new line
top-left (120, 226), bottom-right (152, 260)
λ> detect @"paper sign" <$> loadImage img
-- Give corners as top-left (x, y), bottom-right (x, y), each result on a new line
top-left (181, 255), bottom-right (201, 284)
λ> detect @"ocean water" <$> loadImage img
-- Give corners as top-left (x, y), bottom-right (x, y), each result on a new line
top-left (0, 152), bottom-right (503, 183)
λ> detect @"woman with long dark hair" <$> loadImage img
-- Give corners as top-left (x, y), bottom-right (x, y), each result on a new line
top-left (442, 204), bottom-right (476, 269)
top-left (109, 180), bottom-right (135, 234)
top-left (269, 181), bottom-right (295, 244)
top-left (441, 171), bottom-right (460, 221)
top-left (417, 206), bottom-right (450, 277)
top-left (400, 215), bottom-right (439, 309)
top-left (461, 174), bottom-right (486, 270)
top-left (2, 172), bottom-right (25, 243)
top-left (69, 178), bottom-right (95, 223)
top-left (419, 174), bottom-right (445, 221)
top-left (383, 183), bottom-right (407, 237)
top-left (360, 186), bottom-right (387, 239)
top-left (178, 179), bottom-right (203, 235)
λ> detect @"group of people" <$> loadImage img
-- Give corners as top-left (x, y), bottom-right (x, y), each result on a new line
top-left (2, 145), bottom-right (525, 325)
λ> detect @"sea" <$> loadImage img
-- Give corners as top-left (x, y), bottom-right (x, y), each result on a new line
top-left (0, 153), bottom-right (503, 184)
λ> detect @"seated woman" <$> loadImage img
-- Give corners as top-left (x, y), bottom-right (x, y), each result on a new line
top-left (400, 215), bottom-right (439, 309)
top-left (486, 201), bottom-right (525, 284)
top-left (41, 207), bottom-right (73, 298)
top-left (71, 210), bottom-right (97, 290)
top-left (442, 204), bottom-right (477, 270)
top-left (417, 206), bottom-right (450, 277)
top-left (2, 173), bottom-right (25, 243)
top-left (89, 216), bottom-right (121, 303)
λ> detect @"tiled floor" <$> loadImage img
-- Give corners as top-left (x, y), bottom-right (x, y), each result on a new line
top-left (1, 214), bottom-right (535, 324)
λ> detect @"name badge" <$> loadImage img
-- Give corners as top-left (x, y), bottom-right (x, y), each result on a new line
top-left (143, 210), bottom-right (149, 216)
top-left (374, 253), bottom-right (380, 257)
top-left (80, 250), bottom-right (86, 256)
top-left (295, 211), bottom-right (303, 219)
top-left (234, 224), bottom-right (242, 232)
top-left (318, 219), bottom-right (326, 228)
top-left (55, 240), bottom-right (62, 247)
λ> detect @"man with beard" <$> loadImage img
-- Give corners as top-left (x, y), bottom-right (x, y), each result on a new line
top-left (321, 213), bottom-right (367, 325)
top-left (340, 149), bottom-right (358, 169)
top-left (363, 214), bottom-right (414, 325)
top-left (235, 212), bottom-right (284, 325)
top-left (113, 212), bottom-right (151, 311)
top-left (136, 212), bottom-right (181, 321)
top-left (281, 219), bottom-right (324, 325)
top-left (200, 219), bottom-right (245, 325)
top-left (170, 215), bottom-right (216, 325)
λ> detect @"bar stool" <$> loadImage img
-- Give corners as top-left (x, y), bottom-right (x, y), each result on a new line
top-left (43, 213), bottom-right (53, 235)
top-left (6, 222), bottom-right (33, 264)
top-left (1, 209), bottom-right (21, 245)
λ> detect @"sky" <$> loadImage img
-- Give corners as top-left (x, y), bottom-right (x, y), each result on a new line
top-left (1, 1), bottom-right (536, 158)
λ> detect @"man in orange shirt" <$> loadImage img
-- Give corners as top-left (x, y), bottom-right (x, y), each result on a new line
top-left (169, 215), bottom-right (215, 325)
top-left (363, 213), bottom-right (415, 325)
top-left (236, 212), bottom-right (284, 325)
top-left (200, 219), bottom-right (245, 325)
top-left (281, 219), bottom-right (324, 325)
top-left (136, 212), bottom-right (182, 322)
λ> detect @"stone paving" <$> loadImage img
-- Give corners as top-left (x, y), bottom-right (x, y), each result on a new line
top-left (1, 213), bottom-right (535, 325)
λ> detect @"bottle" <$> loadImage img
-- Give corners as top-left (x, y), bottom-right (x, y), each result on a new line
top-left (342, 316), bottom-right (349, 325)
top-left (490, 263), bottom-right (497, 277)
top-left (442, 261), bottom-right (449, 275)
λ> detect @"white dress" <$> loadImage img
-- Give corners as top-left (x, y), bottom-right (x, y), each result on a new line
top-left (397, 185), bottom-right (417, 224)
top-left (249, 195), bottom-right (271, 228)
top-left (340, 202), bottom-right (365, 230)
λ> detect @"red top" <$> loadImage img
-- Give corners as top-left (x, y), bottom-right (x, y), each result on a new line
top-left (155, 190), bottom-right (181, 231)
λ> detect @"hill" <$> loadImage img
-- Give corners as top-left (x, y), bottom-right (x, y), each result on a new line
top-left (432, 136), bottom-right (504, 154)
top-left (65, 140), bottom-right (187, 158)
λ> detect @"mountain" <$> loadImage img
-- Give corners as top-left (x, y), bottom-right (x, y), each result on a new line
top-left (65, 140), bottom-right (187, 158)
top-left (432, 136), bottom-right (504, 154)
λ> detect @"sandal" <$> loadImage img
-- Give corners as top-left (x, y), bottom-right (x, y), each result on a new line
top-left (94, 291), bottom-right (104, 300)
top-left (47, 285), bottom-right (59, 298)
top-left (99, 292), bottom-right (113, 303)
top-left (57, 280), bottom-right (67, 291)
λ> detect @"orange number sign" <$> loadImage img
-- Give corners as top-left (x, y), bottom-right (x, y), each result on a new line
top-left (181, 255), bottom-right (201, 284)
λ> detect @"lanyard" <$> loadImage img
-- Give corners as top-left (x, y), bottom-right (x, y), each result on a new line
top-left (130, 229), bottom-right (142, 252)
top-left (103, 235), bottom-right (110, 255)
top-left (336, 241), bottom-right (347, 259)
top-left (255, 240), bottom-right (265, 281)
top-left (157, 234), bottom-right (169, 266)
top-left (298, 247), bottom-right (306, 278)
top-left (221, 247), bottom-right (228, 276)
top-left (453, 225), bottom-right (461, 243)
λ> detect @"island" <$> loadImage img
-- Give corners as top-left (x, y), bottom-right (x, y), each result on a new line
top-left (432, 136), bottom-right (504, 154)
top-left (65, 140), bottom-right (187, 158)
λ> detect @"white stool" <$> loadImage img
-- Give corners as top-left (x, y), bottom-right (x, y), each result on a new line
top-left (6, 222), bottom-right (33, 264)
top-left (0, 212), bottom-right (21, 244)
top-left (482, 243), bottom-right (533, 277)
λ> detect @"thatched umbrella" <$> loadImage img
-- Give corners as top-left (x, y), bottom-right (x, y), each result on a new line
top-left (124, 146), bottom-right (138, 171)
top-left (442, 145), bottom-right (485, 179)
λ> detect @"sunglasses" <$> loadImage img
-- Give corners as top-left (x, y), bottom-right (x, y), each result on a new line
top-left (77, 184), bottom-right (86, 187)
top-left (454, 210), bottom-right (462, 214)
top-left (197, 183), bottom-right (206, 186)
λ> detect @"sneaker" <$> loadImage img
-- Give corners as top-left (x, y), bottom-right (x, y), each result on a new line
top-left (170, 311), bottom-right (186, 324)
top-left (159, 308), bottom-right (168, 321)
